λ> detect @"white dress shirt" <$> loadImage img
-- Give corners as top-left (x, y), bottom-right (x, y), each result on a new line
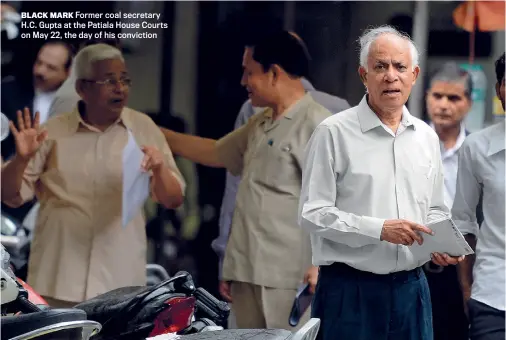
top-left (33, 90), bottom-right (56, 124)
top-left (431, 123), bottom-right (467, 209)
top-left (452, 119), bottom-right (505, 311)
top-left (299, 96), bottom-right (449, 274)
top-left (47, 64), bottom-right (80, 118)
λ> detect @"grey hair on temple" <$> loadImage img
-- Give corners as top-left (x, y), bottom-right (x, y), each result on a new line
top-left (74, 43), bottom-right (124, 80)
top-left (430, 62), bottom-right (473, 98)
top-left (358, 25), bottom-right (420, 70)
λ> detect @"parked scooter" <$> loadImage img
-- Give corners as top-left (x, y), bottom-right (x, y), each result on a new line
top-left (1, 244), bottom-right (229, 339)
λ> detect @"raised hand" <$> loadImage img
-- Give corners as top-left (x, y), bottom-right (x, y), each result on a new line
top-left (9, 108), bottom-right (47, 161)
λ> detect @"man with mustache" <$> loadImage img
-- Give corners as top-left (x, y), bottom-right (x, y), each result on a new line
top-left (1, 43), bottom-right (185, 307)
top-left (423, 62), bottom-right (473, 340)
top-left (453, 52), bottom-right (505, 340)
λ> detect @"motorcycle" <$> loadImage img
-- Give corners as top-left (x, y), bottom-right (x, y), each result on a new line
top-left (1, 245), bottom-right (229, 340)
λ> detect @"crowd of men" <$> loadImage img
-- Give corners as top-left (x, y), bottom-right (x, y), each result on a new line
top-left (0, 23), bottom-right (504, 340)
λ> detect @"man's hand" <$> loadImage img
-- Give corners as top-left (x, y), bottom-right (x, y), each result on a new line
top-left (303, 265), bottom-right (319, 294)
top-left (431, 252), bottom-right (465, 266)
top-left (141, 146), bottom-right (164, 173)
top-left (219, 280), bottom-right (232, 302)
top-left (9, 108), bottom-right (47, 161)
top-left (380, 219), bottom-right (434, 246)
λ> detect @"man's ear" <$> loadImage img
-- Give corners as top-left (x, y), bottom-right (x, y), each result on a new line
top-left (412, 65), bottom-right (420, 85)
top-left (358, 66), bottom-right (368, 88)
top-left (270, 64), bottom-right (283, 85)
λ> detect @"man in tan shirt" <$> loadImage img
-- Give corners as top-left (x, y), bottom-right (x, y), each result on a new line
top-left (1, 44), bottom-right (185, 307)
top-left (161, 31), bottom-right (331, 329)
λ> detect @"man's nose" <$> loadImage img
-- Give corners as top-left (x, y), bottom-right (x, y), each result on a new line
top-left (240, 73), bottom-right (247, 87)
top-left (385, 66), bottom-right (398, 82)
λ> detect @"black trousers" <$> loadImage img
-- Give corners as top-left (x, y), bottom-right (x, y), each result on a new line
top-left (468, 299), bottom-right (505, 340)
top-left (312, 263), bottom-right (433, 340)
top-left (423, 264), bottom-right (469, 340)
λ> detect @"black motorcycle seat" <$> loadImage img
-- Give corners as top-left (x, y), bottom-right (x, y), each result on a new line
top-left (1, 308), bottom-right (87, 340)
top-left (74, 285), bottom-right (181, 325)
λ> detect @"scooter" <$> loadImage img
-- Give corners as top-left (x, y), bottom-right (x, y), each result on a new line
top-left (1, 245), bottom-right (229, 339)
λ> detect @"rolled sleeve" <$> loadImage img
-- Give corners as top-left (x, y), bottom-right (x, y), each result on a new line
top-left (452, 140), bottom-right (481, 236)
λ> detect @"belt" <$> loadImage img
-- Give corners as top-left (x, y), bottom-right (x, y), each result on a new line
top-left (321, 262), bottom-right (423, 282)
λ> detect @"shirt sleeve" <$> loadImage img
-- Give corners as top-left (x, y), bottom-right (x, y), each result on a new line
top-left (215, 116), bottom-right (255, 177)
top-left (451, 139), bottom-right (481, 236)
top-left (427, 140), bottom-right (451, 224)
top-left (298, 124), bottom-right (385, 247)
top-left (2, 141), bottom-right (52, 208)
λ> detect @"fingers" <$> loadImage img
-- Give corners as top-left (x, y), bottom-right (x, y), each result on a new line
top-left (33, 111), bottom-right (40, 130)
top-left (16, 110), bottom-right (25, 131)
top-left (8, 120), bottom-right (19, 137)
top-left (36, 130), bottom-right (48, 143)
top-left (308, 279), bottom-right (317, 294)
top-left (219, 282), bottom-right (233, 302)
top-left (431, 253), bottom-right (465, 266)
top-left (23, 107), bottom-right (32, 129)
top-left (141, 154), bottom-right (151, 172)
top-left (405, 227), bottom-right (423, 245)
top-left (411, 222), bottom-right (434, 236)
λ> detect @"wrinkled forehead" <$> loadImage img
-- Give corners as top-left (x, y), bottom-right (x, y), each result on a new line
top-left (91, 58), bottom-right (127, 78)
top-left (368, 34), bottom-right (412, 64)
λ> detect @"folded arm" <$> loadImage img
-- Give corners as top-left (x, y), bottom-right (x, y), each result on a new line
top-left (298, 125), bottom-right (384, 247)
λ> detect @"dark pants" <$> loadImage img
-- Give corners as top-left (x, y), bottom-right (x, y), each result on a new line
top-left (424, 263), bottom-right (469, 340)
top-left (312, 262), bottom-right (433, 340)
top-left (468, 299), bottom-right (505, 340)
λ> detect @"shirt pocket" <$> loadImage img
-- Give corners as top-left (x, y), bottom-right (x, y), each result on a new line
top-left (264, 143), bottom-right (300, 193)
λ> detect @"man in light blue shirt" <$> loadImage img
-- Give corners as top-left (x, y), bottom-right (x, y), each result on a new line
top-left (211, 77), bottom-right (350, 299)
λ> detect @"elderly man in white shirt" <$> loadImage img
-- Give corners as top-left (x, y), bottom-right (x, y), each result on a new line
top-left (424, 62), bottom-right (473, 340)
top-left (299, 26), bottom-right (464, 340)
top-left (453, 52), bottom-right (505, 340)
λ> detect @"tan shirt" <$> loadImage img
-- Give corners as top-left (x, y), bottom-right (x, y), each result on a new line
top-left (3, 104), bottom-right (185, 302)
top-left (216, 93), bottom-right (331, 289)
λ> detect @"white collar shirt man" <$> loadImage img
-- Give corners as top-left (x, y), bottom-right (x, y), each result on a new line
top-left (299, 95), bottom-right (449, 274)
top-left (430, 122), bottom-right (467, 209)
top-left (452, 119), bottom-right (505, 311)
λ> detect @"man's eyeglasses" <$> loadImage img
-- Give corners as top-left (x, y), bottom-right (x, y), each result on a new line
top-left (83, 78), bottom-right (132, 89)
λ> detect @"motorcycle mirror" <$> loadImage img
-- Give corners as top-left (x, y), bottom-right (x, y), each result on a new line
top-left (1, 112), bottom-right (10, 142)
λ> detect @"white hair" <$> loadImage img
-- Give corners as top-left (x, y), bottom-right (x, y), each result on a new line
top-left (74, 43), bottom-right (124, 79)
top-left (358, 25), bottom-right (419, 71)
